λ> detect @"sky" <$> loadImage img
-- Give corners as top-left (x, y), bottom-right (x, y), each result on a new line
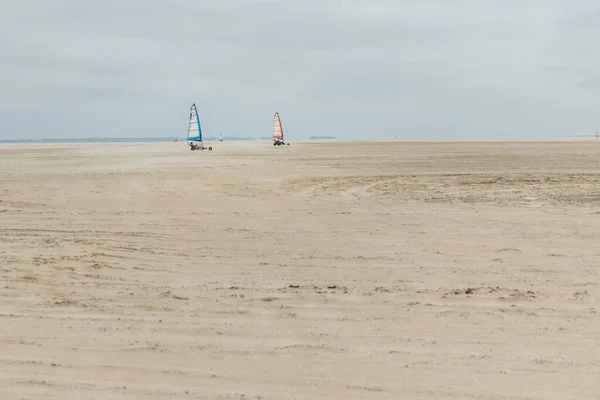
top-left (2, 0), bottom-right (600, 140)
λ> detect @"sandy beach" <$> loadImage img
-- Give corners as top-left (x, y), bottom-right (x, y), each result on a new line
top-left (1, 140), bottom-right (599, 399)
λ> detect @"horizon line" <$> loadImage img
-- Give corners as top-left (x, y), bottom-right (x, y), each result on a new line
top-left (2, 136), bottom-right (600, 144)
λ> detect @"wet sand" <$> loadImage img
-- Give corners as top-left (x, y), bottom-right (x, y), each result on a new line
top-left (1, 140), bottom-right (599, 399)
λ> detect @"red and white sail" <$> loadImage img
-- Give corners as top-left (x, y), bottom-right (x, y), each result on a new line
top-left (273, 112), bottom-right (283, 140)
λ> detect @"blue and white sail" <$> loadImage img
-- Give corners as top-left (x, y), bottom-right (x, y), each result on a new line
top-left (187, 103), bottom-right (202, 142)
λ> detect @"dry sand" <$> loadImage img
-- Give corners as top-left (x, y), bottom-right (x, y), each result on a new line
top-left (1, 140), bottom-right (599, 399)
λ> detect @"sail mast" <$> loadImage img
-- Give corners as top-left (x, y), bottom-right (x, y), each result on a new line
top-left (273, 112), bottom-right (283, 141)
top-left (187, 103), bottom-right (202, 142)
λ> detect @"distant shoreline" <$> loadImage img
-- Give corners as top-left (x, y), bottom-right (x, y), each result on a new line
top-left (0, 137), bottom-right (258, 144)
top-left (1, 136), bottom-right (598, 144)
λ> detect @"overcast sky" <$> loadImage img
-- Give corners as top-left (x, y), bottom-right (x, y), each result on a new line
top-left (2, 0), bottom-right (600, 140)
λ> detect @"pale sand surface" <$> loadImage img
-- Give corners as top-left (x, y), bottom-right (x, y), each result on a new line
top-left (1, 140), bottom-right (599, 399)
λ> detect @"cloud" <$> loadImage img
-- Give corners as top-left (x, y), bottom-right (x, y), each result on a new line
top-left (2, 0), bottom-right (600, 140)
